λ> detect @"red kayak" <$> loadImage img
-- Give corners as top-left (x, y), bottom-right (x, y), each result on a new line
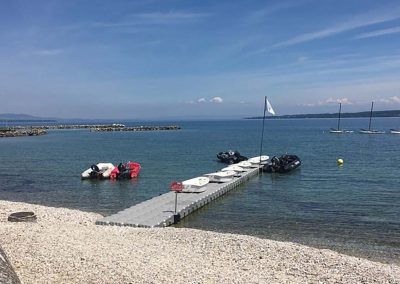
top-left (110, 162), bottom-right (141, 179)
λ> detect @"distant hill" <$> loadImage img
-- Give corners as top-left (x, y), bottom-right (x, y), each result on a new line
top-left (246, 110), bottom-right (400, 119)
top-left (0, 113), bottom-right (56, 122)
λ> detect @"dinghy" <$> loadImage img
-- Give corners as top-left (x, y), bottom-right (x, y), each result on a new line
top-left (220, 165), bottom-right (245, 172)
top-left (236, 161), bottom-right (253, 168)
top-left (182, 177), bottom-right (210, 193)
top-left (81, 163), bottom-right (115, 179)
top-left (263, 155), bottom-right (301, 173)
top-left (247, 155), bottom-right (270, 165)
top-left (204, 170), bottom-right (236, 183)
top-left (110, 162), bottom-right (141, 179)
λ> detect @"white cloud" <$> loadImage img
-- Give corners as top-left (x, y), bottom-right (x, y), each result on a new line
top-left (197, 98), bottom-right (206, 103)
top-left (391, 96), bottom-right (400, 103)
top-left (36, 49), bottom-right (63, 56)
top-left (379, 96), bottom-right (400, 104)
top-left (302, 97), bottom-right (353, 107)
top-left (326, 97), bottom-right (353, 105)
top-left (272, 8), bottom-right (400, 48)
top-left (354, 26), bottom-right (400, 39)
top-left (210, 96), bottom-right (223, 103)
top-left (94, 12), bottom-right (210, 28)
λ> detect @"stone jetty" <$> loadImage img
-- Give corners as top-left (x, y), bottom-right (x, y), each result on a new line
top-left (0, 124), bottom-right (180, 137)
top-left (0, 128), bottom-right (47, 138)
top-left (90, 125), bottom-right (181, 132)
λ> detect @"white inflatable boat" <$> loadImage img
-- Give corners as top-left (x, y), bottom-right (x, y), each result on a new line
top-left (81, 163), bottom-right (115, 179)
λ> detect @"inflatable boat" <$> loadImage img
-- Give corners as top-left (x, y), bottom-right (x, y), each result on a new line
top-left (81, 163), bottom-right (115, 179)
top-left (110, 162), bottom-right (141, 179)
top-left (263, 155), bottom-right (301, 173)
top-left (217, 150), bottom-right (247, 164)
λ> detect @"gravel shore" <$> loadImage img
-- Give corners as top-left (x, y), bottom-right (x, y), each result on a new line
top-left (1, 200), bottom-right (399, 283)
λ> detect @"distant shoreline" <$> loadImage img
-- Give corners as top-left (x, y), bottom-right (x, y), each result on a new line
top-left (244, 110), bottom-right (400, 119)
top-left (246, 109), bottom-right (400, 119)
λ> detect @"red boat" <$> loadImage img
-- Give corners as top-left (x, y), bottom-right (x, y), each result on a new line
top-left (110, 162), bottom-right (141, 179)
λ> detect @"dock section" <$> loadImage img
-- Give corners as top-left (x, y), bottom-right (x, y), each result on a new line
top-left (96, 166), bottom-right (261, 228)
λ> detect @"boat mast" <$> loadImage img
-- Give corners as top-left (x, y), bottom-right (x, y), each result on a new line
top-left (368, 101), bottom-right (374, 131)
top-left (337, 103), bottom-right (342, 130)
top-left (259, 96), bottom-right (267, 161)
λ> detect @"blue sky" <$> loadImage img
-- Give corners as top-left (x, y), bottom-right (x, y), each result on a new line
top-left (1, 0), bottom-right (400, 119)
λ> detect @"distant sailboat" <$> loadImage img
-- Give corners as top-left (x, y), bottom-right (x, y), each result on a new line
top-left (359, 102), bottom-right (385, 134)
top-left (329, 103), bottom-right (353, 133)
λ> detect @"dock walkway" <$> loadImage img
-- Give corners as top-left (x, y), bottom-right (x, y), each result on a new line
top-left (96, 166), bottom-right (261, 228)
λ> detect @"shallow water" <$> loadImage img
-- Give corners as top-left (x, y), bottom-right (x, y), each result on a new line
top-left (0, 118), bottom-right (399, 263)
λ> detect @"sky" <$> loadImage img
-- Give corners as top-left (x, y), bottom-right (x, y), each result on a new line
top-left (0, 0), bottom-right (400, 119)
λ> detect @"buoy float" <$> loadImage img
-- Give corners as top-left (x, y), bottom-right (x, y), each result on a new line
top-left (337, 158), bottom-right (344, 165)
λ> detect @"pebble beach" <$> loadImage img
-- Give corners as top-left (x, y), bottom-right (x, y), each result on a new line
top-left (0, 200), bottom-right (399, 283)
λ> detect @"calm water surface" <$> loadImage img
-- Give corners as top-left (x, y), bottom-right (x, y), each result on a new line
top-left (0, 118), bottom-right (399, 263)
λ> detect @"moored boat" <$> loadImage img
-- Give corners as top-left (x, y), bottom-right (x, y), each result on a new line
top-left (110, 162), bottom-right (141, 179)
top-left (220, 165), bottom-right (245, 172)
top-left (217, 150), bottom-right (247, 164)
top-left (263, 155), bottom-right (301, 173)
top-left (182, 177), bottom-right (210, 193)
top-left (236, 161), bottom-right (253, 168)
top-left (204, 170), bottom-right (237, 183)
top-left (81, 163), bottom-right (115, 179)
top-left (247, 155), bottom-right (270, 165)
top-left (390, 128), bottom-right (400, 134)
top-left (359, 129), bottom-right (385, 134)
top-left (359, 102), bottom-right (384, 134)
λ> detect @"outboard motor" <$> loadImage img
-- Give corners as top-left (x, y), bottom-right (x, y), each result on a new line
top-left (89, 164), bottom-right (101, 178)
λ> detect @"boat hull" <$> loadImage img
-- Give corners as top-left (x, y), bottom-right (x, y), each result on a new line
top-left (263, 155), bottom-right (301, 173)
top-left (81, 163), bottom-right (115, 179)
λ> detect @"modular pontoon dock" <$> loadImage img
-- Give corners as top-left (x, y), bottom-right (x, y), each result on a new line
top-left (96, 165), bottom-right (262, 228)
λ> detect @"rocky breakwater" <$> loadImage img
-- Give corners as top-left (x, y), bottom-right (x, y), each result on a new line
top-left (0, 128), bottom-right (47, 138)
top-left (90, 125), bottom-right (181, 132)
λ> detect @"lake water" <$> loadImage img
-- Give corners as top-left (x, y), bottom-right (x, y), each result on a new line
top-left (0, 118), bottom-right (399, 263)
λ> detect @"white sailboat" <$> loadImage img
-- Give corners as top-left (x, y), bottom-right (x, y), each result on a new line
top-left (329, 103), bottom-right (353, 133)
top-left (359, 102), bottom-right (385, 134)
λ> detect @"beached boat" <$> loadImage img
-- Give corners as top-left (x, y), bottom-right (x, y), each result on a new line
top-left (359, 102), bottom-right (385, 134)
top-left (81, 163), bottom-right (115, 179)
top-left (204, 170), bottom-right (237, 183)
top-left (247, 155), bottom-right (270, 165)
top-left (110, 162), bottom-right (141, 179)
top-left (217, 150), bottom-right (247, 164)
top-left (182, 177), bottom-right (210, 193)
top-left (390, 129), bottom-right (400, 134)
top-left (220, 165), bottom-right (245, 172)
top-left (263, 155), bottom-right (301, 173)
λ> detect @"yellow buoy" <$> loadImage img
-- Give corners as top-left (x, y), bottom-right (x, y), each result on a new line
top-left (337, 158), bottom-right (344, 165)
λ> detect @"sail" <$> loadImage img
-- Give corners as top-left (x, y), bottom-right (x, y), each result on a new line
top-left (266, 99), bottom-right (275, 115)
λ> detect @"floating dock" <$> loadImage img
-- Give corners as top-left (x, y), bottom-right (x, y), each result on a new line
top-left (96, 166), bottom-right (261, 228)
